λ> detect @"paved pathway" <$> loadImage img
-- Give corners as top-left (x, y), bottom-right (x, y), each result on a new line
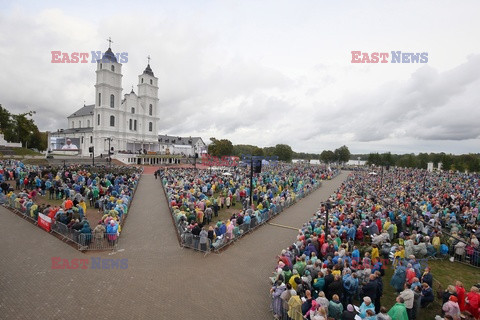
top-left (0, 171), bottom-right (349, 320)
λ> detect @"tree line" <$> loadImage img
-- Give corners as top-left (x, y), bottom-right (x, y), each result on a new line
top-left (0, 104), bottom-right (47, 151)
top-left (207, 137), bottom-right (351, 163)
top-left (363, 152), bottom-right (480, 172)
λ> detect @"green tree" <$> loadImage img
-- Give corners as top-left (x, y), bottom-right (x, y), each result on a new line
top-left (0, 104), bottom-right (15, 141)
top-left (417, 153), bottom-right (430, 169)
top-left (439, 153), bottom-right (454, 171)
top-left (0, 106), bottom-right (46, 150)
top-left (457, 154), bottom-right (480, 172)
top-left (263, 147), bottom-right (276, 157)
top-left (381, 152), bottom-right (395, 167)
top-left (367, 153), bottom-right (382, 166)
top-left (320, 150), bottom-right (335, 164)
top-left (396, 154), bottom-right (417, 168)
top-left (233, 144), bottom-right (264, 157)
top-left (273, 144), bottom-right (293, 162)
top-left (208, 138), bottom-right (233, 157)
top-left (334, 145), bottom-right (351, 163)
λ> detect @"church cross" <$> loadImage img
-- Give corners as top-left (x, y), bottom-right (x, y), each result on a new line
top-left (147, 55), bottom-right (151, 65)
top-left (107, 37), bottom-right (113, 48)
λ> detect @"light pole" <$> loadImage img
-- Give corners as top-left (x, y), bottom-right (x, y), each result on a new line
top-left (242, 154), bottom-right (278, 208)
top-left (380, 165), bottom-right (384, 187)
top-left (423, 170), bottom-right (427, 194)
top-left (105, 137), bottom-right (113, 167)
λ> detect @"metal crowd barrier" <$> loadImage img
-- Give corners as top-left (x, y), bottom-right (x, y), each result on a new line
top-left (160, 171), bottom-right (341, 254)
top-left (2, 197), bottom-right (39, 225)
top-left (448, 241), bottom-right (480, 268)
top-left (51, 221), bottom-right (82, 245)
top-left (182, 233), bottom-right (212, 255)
top-left (1, 171), bottom-right (142, 252)
top-left (269, 294), bottom-right (305, 320)
top-left (78, 233), bottom-right (118, 251)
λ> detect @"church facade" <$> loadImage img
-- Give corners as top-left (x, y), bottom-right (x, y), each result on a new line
top-left (49, 46), bottom-right (160, 157)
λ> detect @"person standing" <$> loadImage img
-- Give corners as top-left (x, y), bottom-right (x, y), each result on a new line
top-left (442, 295), bottom-right (461, 319)
top-left (411, 285), bottom-right (421, 320)
top-left (199, 227), bottom-right (208, 252)
top-left (466, 286), bottom-right (480, 319)
top-left (455, 281), bottom-right (466, 312)
top-left (375, 270), bottom-right (384, 314)
top-left (388, 296), bottom-right (409, 320)
top-left (399, 282), bottom-right (414, 319)
top-left (362, 274), bottom-right (379, 302)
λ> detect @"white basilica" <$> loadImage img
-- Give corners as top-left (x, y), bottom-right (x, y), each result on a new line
top-left (49, 46), bottom-right (159, 157)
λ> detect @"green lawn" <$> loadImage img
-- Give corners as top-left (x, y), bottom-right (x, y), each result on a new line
top-left (13, 148), bottom-right (43, 156)
top-left (22, 158), bottom-right (49, 165)
top-left (381, 259), bottom-right (479, 319)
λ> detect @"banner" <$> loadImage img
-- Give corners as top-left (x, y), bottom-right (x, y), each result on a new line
top-left (38, 213), bottom-right (52, 232)
top-left (201, 155), bottom-right (239, 167)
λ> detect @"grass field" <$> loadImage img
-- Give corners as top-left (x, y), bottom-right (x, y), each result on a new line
top-left (22, 158), bottom-right (49, 165)
top-left (13, 148), bottom-right (42, 156)
top-left (381, 259), bottom-right (479, 319)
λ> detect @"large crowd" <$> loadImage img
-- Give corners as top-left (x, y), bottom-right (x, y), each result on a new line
top-left (270, 168), bottom-right (480, 320)
top-left (159, 164), bottom-right (338, 250)
top-left (0, 160), bottom-right (141, 245)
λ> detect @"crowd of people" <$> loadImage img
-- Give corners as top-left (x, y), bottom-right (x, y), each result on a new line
top-left (270, 168), bottom-right (480, 320)
top-left (160, 164), bottom-right (338, 250)
top-left (0, 160), bottom-right (141, 245)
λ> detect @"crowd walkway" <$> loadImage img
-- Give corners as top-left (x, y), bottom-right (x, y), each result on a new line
top-left (0, 170), bottom-right (349, 319)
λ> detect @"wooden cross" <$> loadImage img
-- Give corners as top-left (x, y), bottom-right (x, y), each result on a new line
top-left (107, 37), bottom-right (113, 48)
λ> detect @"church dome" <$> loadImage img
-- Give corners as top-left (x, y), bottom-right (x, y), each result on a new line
top-left (103, 47), bottom-right (117, 62)
top-left (143, 64), bottom-right (154, 77)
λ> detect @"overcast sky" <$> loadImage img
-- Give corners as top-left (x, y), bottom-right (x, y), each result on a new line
top-left (1, 0), bottom-right (479, 154)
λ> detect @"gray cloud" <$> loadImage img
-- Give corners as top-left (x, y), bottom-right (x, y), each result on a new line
top-left (1, 4), bottom-right (479, 155)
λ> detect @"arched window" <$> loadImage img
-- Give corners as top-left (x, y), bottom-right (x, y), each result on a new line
top-left (111, 65), bottom-right (115, 72)
top-left (81, 136), bottom-right (84, 144)
top-left (110, 94), bottom-right (114, 108)
top-left (149, 122), bottom-right (153, 132)
top-left (97, 114), bottom-right (100, 125)
top-left (79, 121), bottom-right (81, 127)
top-left (131, 107), bottom-right (135, 114)
top-left (100, 63), bottom-right (102, 69)
top-left (87, 120), bottom-right (90, 127)
top-left (129, 119), bottom-right (133, 130)
top-left (141, 78), bottom-right (144, 83)
top-left (98, 93), bottom-right (101, 106)
top-left (149, 104), bottom-right (153, 116)
top-left (134, 120), bottom-right (137, 131)
top-left (110, 115), bottom-right (115, 127)
top-left (90, 136), bottom-right (93, 143)
top-left (150, 79), bottom-right (153, 85)
top-left (71, 121), bottom-right (74, 128)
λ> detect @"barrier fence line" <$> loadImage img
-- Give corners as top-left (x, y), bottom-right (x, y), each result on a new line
top-left (268, 169), bottom-right (478, 320)
top-left (352, 175), bottom-right (480, 269)
top-left (160, 169), bottom-right (341, 255)
top-left (0, 167), bottom-right (143, 252)
top-left (269, 293), bottom-right (304, 320)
